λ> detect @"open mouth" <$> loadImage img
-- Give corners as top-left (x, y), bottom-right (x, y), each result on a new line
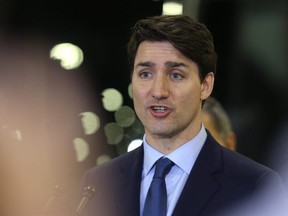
top-left (152, 106), bottom-right (168, 112)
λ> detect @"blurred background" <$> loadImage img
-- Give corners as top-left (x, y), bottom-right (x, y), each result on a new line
top-left (0, 0), bottom-right (287, 215)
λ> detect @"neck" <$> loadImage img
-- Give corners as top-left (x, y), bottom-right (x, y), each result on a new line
top-left (145, 124), bottom-right (202, 154)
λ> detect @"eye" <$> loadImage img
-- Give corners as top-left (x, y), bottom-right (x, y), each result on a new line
top-left (139, 71), bottom-right (152, 79)
top-left (170, 72), bottom-right (183, 80)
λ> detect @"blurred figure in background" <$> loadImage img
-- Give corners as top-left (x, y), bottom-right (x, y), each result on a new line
top-left (202, 96), bottom-right (237, 151)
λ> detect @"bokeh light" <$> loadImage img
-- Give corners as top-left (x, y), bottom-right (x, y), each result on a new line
top-left (50, 43), bottom-right (84, 70)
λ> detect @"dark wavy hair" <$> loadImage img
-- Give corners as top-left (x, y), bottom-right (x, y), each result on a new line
top-left (127, 15), bottom-right (217, 82)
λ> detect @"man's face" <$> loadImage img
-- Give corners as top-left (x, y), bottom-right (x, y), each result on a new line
top-left (131, 41), bottom-right (214, 142)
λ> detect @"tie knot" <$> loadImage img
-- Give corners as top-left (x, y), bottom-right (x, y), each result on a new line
top-left (154, 158), bottom-right (174, 179)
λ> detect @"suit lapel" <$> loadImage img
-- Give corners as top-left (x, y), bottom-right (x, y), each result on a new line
top-left (173, 134), bottom-right (223, 216)
top-left (117, 145), bottom-right (144, 215)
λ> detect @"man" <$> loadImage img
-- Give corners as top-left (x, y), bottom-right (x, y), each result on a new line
top-left (201, 96), bottom-right (237, 151)
top-left (79, 15), bottom-right (287, 216)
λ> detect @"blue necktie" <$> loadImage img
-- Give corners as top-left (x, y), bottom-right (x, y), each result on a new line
top-left (143, 157), bottom-right (174, 216)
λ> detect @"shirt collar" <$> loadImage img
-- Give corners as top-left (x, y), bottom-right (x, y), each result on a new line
top-left (143, 124), bottom-right (207, 176)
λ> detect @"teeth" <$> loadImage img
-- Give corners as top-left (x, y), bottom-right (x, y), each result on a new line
top-left (153, 106), bottom-right (166, 111)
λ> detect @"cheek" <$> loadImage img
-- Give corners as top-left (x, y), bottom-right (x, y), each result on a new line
top-left (131, 86), bottom-right (144, 108)
top-left (182, 85), bottom-right (201, 101)
top-left (132, 81), bottom-right (148, 98)
top-left (179, 88), bottom-right (202, 111)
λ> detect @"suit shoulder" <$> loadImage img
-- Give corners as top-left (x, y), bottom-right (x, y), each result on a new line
top-left (220, 147), bottom-right (284, 188)
top-left (84, 145), bottom-right (143, 177)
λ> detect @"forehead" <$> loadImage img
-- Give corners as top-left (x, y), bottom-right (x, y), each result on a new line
top-left (138, 41), bottom-right (175, 50)
top-left (134, 41), bottom-right (194, 66)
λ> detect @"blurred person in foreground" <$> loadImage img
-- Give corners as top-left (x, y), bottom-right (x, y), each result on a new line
top-left (79, 15), bottom-right (288, 216)
top-left (202, 96), bottom-right (237, 151)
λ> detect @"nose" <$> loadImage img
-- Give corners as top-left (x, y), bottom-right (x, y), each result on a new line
top-left (151, 76), bottom-right (169, 100)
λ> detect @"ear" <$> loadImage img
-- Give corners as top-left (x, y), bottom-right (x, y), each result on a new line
top-left (200, 72), bottom-right (214, 100)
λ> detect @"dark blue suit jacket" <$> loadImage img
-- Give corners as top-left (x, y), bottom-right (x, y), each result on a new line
top-left (80, 132), bottom-right (288, 216)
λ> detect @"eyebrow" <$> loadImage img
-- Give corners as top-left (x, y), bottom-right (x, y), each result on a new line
top-left (135, 61), bottom-right (155, 69)
top-left (165, 61), bottom-right (188, 68)
top-left (135, 61), bottom-right (188, 69)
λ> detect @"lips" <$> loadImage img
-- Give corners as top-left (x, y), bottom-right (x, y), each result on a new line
top-left (149, 105), bottom-right (171, 117)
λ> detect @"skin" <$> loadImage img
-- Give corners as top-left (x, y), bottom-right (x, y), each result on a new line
top-left (132, 41), bottom-right (214, 154)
